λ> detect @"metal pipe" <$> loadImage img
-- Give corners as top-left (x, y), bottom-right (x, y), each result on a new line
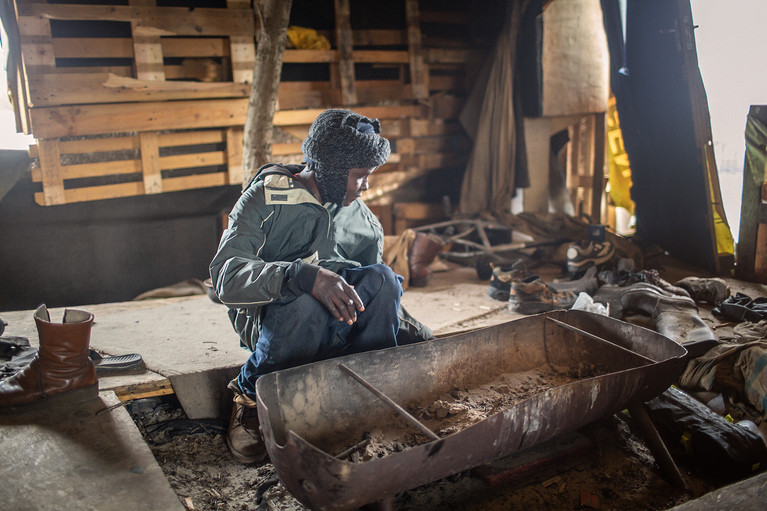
top-left (546, 317), bottom-right (656, 364)
top-left (339, 363), bottom-right (440, 442)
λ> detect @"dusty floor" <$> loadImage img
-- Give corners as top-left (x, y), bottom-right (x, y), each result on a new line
top-left (129, 252), bottom-right (767, 511)
top-left (134, 395), bottom-right (735, 511)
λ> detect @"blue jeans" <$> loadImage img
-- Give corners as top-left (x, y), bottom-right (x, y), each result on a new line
top-left (237, 264), bottom-right (402, 397)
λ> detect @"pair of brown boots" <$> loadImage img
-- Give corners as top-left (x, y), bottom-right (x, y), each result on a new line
top-left (0, 305), bottom-right (98, 414)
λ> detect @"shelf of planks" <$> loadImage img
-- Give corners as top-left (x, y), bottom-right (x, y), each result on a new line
top-left (9, 0), bottom-right (484, 206)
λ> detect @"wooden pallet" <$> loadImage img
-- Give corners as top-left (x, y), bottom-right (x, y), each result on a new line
top-left (10, 0), bottom-right (484, 206)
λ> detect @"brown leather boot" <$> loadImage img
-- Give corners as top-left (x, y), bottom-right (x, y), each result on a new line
top-left (226, 379), bottom-right (267, 464)
top-left (0, 304), bottom-right (98, 414)
top-left (409, 232), bottom-right (445, 287)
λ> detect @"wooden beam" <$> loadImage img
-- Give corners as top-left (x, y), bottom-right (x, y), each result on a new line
top-left (18, 4), bottom-right (255, 37)
top-left (139, 132), bottom-right (162, 194)
top-left (333, 0), bottom-right (357, 105)
top-left (230, 36), bottom-right (256, 83)
top-left (37, 139), bottom-right (65, 206)
top-left (27, 73), bottom-right (250, 107)
top-left (405, 0), bottom-right (429, 100)
top-left (29, 101), bottom-right (427, 139)
top-left (226, 127), bottom-right (244, 184)
top-left (591, 112), bottom-right (606, 222)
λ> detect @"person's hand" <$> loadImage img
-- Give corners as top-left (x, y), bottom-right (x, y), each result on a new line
top-left (311, 268), bottom-right (365, 324)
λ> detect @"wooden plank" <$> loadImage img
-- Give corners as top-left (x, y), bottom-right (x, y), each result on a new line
top-left (52, 38), bottom-right (134, 59)
top-left (36, 139), bottom-right (65, 205)
top-left (333, 0), bottom-right (357, 105)
top-left (353, 29), bottom-right (406, 46)
top-left (35, 181), bottom-right (143, 205)
top-left (17, 17), bottom-right (55, 73)
top-left (32, 171), bottom-right (228, 205)
top-left (60, 136), bottom-right (138, 155)
top-left (426, 48), bottom-right (483, 65)
top-left (226, 127), bottom-right (243, 184)
top-left (42, 159), bottom-right (142, 181)
top-left (159, 151), bottom-right (227, 171)
top-left (230, 36), bottom-right (255, 83)
top-left (19, 5), bottom-right (255, 37)
top-left (30, 101), bottom-right (427, 139)
top-left (405, 0), bottom-right (429, 100)
top-left (27, 73), bottom-right (250, 106)
top-left (161, 172), bottom-right (228, 192)
top-left (53, 37), bottom-right (231, 60)
top-left (158, 130), bottom-right (226, 147)
top-left (140, 132), bottom-right (162, 194)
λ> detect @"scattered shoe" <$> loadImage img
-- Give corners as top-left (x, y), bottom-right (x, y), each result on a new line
top-left (508, 275), bottom-right (577, 315)
top-left (713, 293), bottom-right (767, 323)
top-left (566, 240), bottom-right (615, 274)
top-left (0, 304), bottom-right (98, 414)
top-left (89, 349), bottom-right (146, 376)
top-left (550, 266), bottom-right (599, 296)
top-left (593, 283), bottom-right (718, 357)
top-left (226, 379), bottom-right (268, 464)
top-left (617, 269), bottom-right (690, 298)
top-left (675, 276), bottom-right (730, 306)
top-left (409, 232), bottom-right (446, 287)
top-left (486, 259), bottom-right (526, 302)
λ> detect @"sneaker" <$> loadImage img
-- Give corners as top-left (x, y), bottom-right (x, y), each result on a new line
top-left (508, 275), bottom-right (577, 315)
top-left (566, 240), bottom-right (615, 274)
top-left (486, 260), bottom-right (526, 302)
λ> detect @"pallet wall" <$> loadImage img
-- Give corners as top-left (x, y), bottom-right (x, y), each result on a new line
top-left (8, 0), bottom-right (494, 209)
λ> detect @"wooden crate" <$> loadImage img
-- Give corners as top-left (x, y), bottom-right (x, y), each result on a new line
top-left (9, 0), bottom-right (486, 206)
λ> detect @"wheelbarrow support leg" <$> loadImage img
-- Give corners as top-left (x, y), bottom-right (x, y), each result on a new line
top-left (627, 400), bottom-right (688, 489)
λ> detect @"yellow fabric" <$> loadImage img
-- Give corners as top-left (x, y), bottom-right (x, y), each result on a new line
top-left (606, 94), bottom-right (634, 215)
top-left (286, 26), bottom-right (331, 50)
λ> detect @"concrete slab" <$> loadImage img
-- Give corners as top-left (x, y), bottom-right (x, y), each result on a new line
top-left (0, 391), bottom-right (185, 511)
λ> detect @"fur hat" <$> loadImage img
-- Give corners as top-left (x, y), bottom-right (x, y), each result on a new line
top-left (301, 109), bottom-right (390, 205)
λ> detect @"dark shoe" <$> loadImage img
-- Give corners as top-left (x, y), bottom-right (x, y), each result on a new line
top-left (675, 276), bottom-right (730, 306)
top-left (89, 349), bottom-right (146, 376)
top-left (594, 283), bottom-right (718, 357)
top-left (508, 275), bottom-right (577, 315)
top-left (486, 259), bottom-right (526, 302)
top-left (226, 380), bottom-right (267, 464)
top-left (713, 293), bottom-right (767, 323)
top-left (617, 269), bottom-right (690, 298)
top-left (550, 266), bottom-right (599, 295)
top-left (409, 232), bottom-right (446, 287)
top-left (0, 305), bottom-right (98, 414)
top-left (566, 240), bottom-right (615, 274)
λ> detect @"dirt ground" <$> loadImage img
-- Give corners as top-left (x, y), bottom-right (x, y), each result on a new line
top-left (135, 396), bottom-right (737, 511)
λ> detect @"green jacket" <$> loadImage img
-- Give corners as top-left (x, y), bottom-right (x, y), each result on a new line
top-left (209, 164), bottom-right (385, 348)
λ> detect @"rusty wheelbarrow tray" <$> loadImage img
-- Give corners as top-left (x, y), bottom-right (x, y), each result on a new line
top-left (256, 310), bottom-right (687, 510)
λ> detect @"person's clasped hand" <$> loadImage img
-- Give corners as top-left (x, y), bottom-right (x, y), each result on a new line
top-left (311, 268), bottom-right (365, 324)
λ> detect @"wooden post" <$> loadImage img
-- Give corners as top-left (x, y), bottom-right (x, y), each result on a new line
top-left (242, 0), bottom-right (293, 182)
top-left (139, 132), bottom-right (162, 194)
top-left (334, 0), bottom-right (357, 105)
top-left (405, 0), bottom-right (429, 101)
top-left (226, 127), bottom-right (244, 185)
top-left (130, 0), bottom-right (165, 81)
top-left (37, 139), bottom-right (65, 206)
top-left (591, 112), bottom-right (605, 222)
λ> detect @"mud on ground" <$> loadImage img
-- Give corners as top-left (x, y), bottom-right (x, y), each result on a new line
top-left (132, 393), bottom-right (741, 511)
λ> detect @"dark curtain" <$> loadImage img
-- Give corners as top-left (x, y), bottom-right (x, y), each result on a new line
top-left (600, 0), bottom-right (717, 271)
